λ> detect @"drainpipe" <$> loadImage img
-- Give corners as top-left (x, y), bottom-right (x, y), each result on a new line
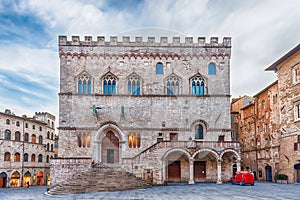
top-left (254, 98), bottom-right (259, 180)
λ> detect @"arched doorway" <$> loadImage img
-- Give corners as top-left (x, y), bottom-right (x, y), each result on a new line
top-left (294, 163), bottom-right (300, 183)
top-left (0, 172), bottom-right (7, 188)
top-left (165, 150), bottom-right (190, 183)
top-left (265, 166), bottom-right (272, 181)
top-left (193, 149), bottom-right (218, 182)
top-left (23, 171), bottom-right (31, 187)
top-left (102, 131), bottom-right (119, 164)
top-left (37, 171), bottom-right (43, 186)
top-left (10, 171), bottom-right (20, 187)
top-left (232, 164), bottom-right (237, 176)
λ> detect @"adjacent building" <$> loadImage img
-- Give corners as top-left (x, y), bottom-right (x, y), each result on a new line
top-left (266, 44), bottom-right (300, 183)
top-left (51, 35), bottom-right (241, 187)
top-left (232, 43), bottom-right (300, 183)
top-left (0, 110), bottom-right (56, 188)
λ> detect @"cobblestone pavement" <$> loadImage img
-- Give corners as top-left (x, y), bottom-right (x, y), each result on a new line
top-left (0, 182), bottom-right (299, 200)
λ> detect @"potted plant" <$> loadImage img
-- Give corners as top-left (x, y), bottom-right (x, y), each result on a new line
top-left (275, 174), bottom-right (288, 184)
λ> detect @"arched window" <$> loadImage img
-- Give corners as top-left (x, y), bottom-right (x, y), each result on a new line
top-left (25, 123), bottom-right (28, 128)
top-left (38, 154), bottom-right (43, 163)
top-left (24, 153), bottom-right (28, 162)
top-left (24, 133), bottom-right (29, 142)
top-left (195, 124), bottom-right (204, 139)
top-left (4, 152), bottom-right (11, 161)
top-left (14, 153), bottom-right (20, 162)
top-left (78, 73), bottom-right (92, 94)
top-left (103, 74), bottom-right (117, 95)
top-left (15, 132), bottom-right (21, 141)
top-left (128, 74), bottom-right (141, 95)
top-left (208, 63), bottom-right (216, 75)
top-left (191, 76), bottom-right (205, 96)
top-left (46, 155), bottom-right (49, 163)
top-left (128, 133), bottom-right (141, 148)
top-left (47, 131), bottom-right (50, 139)
top-left (16, 121), bottom-right (20, 126)
top-left (156, 63), bottom-right (163, 74)
top-left (31, 134), bottom-right (36, 143)
top-left (31, 154), bottom-right (36, 162)
top-left (4, 129), bottom-right (11, 140)
top-left (52, 122), bottom-right (54, 128)
top-left (6, 119), bottom-right (10, 124)
top-left (47, 143), bottom-right (49, 151)
top-left (50, 144), bottom-right (53, 152)
top-left (166, 75), bottom-right (180, 95)
top-left (47, 120), bottom-right (50, 126)
top-left (39, 126), bottom-right (42, 131)
top-left (38, 135), bottom-right (43, 144)
top-left (51, 133), bottom-right (53, 140)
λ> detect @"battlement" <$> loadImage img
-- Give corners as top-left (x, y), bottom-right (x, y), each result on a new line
top-left (59, 36), bottom-right (231, 47)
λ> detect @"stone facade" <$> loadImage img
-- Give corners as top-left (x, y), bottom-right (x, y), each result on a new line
top-left (0, 110), bottom-right (56, 188)
top-left (233, 43), bottom-right (300, 184)
top-left (53, 35), bottom-right (240, 188)
top-left (266, 44), bottom-right (300, 183)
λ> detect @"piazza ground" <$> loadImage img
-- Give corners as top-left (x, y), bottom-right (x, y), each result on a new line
top-left (0, 182), bottom-right (299, 200)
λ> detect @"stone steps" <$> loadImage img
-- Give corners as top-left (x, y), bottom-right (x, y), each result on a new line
top-left (47, 163), bottom-right (150, 194)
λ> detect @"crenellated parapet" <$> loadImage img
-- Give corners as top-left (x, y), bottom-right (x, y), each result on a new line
top-left (58, 36), bottom-right (231, 47)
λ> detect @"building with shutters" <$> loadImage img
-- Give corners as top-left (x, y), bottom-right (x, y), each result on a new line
top-left (0, 110), bottom-right (56, 188)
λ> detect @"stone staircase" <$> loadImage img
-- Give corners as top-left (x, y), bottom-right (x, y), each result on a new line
top-left (47, 163), bottom-right (151, 195)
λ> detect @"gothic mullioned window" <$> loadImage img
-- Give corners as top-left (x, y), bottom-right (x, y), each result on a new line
top-left (191, 75), bottom-right (205, 96)
top-left (78, 73), bottom-right (92, 94)
top-left (77, 133), bottom-right (91, 148)
top-left (128, 133), bottom-right (141, 148)
top-left (103, 74), bottom-right (117, 95)
top-left (15, 132), bottom-right (21, 141)
top-left (166, 75), bottom-right (180, 95)
top-left (128, 74), bottom-right (141, 95)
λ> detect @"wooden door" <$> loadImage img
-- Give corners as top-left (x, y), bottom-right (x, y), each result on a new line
top-left (168, 161), bottom-right (181, 182)
top-left (194, 161), bottom-right (206, 181)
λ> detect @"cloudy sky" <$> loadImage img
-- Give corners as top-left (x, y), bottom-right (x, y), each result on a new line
top-left (0, 0), bottom-right (299, 119)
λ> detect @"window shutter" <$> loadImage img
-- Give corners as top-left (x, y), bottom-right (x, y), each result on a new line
top-left (294, 143), bottom-right (298, 151)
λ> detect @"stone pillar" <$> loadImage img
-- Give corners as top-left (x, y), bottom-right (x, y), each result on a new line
top-left (236, 159), bottom-right (241, 172)
top-left (189, 158), bottom-right (195, 184)
top-left (217, 158), bottom-right (222, 184)
top-left (162, 159), bottom-right (166, 184)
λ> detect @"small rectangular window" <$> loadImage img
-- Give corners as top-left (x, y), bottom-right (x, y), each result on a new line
top-left (295, 104), bottom-right (300, 121)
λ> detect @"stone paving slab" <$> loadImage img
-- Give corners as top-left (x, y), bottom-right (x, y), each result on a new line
top-left (0, 183), bottom-right (299, 200)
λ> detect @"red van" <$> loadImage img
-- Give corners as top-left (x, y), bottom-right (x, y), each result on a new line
top-left (231, 171), bottom-right (255, 186)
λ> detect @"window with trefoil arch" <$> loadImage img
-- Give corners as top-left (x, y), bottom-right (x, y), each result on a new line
top-left (103, 74), bottom-right (117, 95)
top-left (191, 75), bottom-right (205, 96)
top-left (78, 73), bottom-right (92, 94)
top-left (128, 74), bottom-right (141, 95)
top-left (166, 75), bottom-right (180, 95)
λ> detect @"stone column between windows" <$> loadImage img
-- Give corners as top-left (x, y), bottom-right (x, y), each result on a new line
top-left (189, 158), bottom-right (195, 184)
top-left (217, 158), bottom-right (223, 184)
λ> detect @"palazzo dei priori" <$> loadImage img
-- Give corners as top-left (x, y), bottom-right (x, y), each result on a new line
top-left (49, 35), bottom-right (241, 193)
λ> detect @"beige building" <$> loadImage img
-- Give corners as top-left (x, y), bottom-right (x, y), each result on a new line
top-left (0, 110), bottom-right (56, 188)
top-left (51, 35), bottom-right (241, 188)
